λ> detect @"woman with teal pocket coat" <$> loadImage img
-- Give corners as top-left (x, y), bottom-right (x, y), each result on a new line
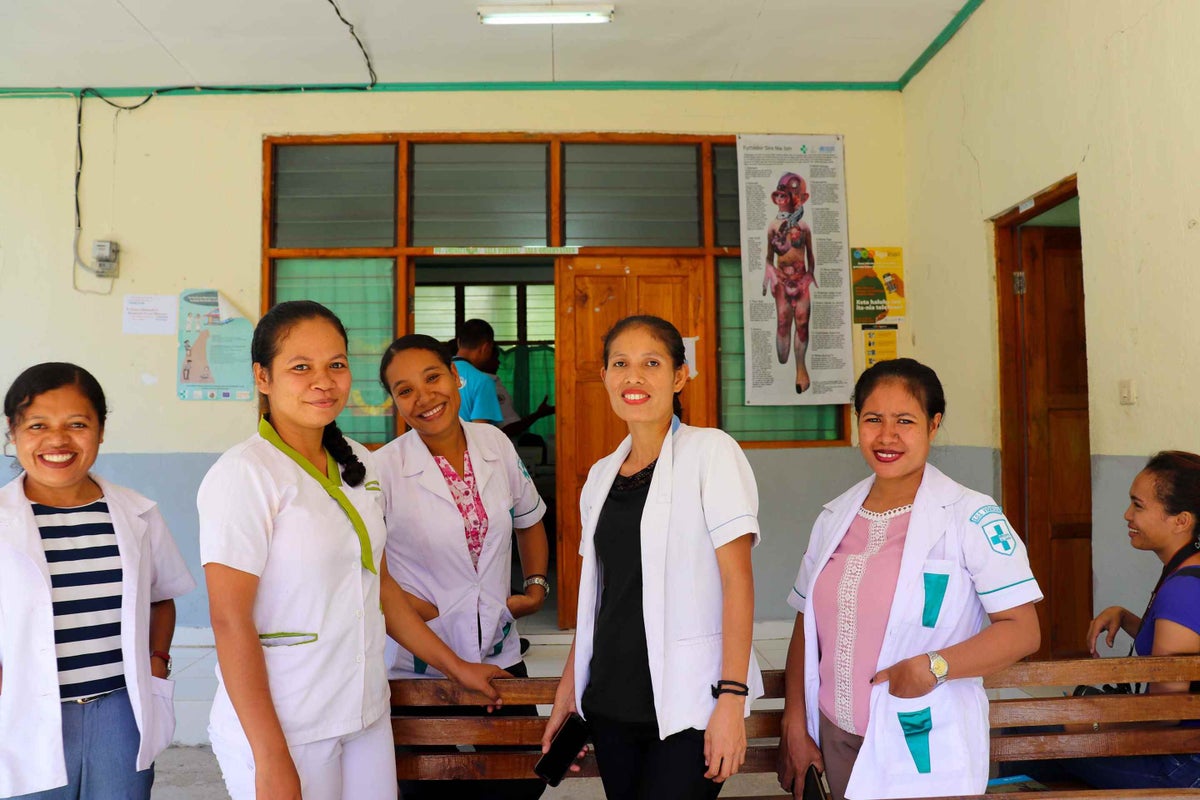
top-left (777, 359), bottom-right (1042, 800)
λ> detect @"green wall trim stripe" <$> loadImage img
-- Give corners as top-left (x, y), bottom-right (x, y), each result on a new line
top-left (0, 80), bottom-right (900, 99)
top-left (898, 0), bottom-right (986, 90)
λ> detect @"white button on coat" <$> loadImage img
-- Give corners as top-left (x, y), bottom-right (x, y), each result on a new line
top-left (789, 464), bottom-right (1043, 799)
top-left (0, 475), bottom-right (196, 797)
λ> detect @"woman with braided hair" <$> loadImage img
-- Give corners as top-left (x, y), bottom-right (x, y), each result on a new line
top-left (200, 300), bottom-right (505, 800)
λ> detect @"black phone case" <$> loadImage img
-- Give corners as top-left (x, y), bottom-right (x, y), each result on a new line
top-left (533, 713), bottom-right (590, 787)
top-left (803, 764), bottom-right (832, 800)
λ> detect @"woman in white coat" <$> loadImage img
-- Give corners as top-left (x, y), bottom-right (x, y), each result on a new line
top-left (200, 301), bottom-right (504, 800)
top-left (375, 334), bottom-right (550, 800)
top-left (542, 315), bottom-right (761, 800)
top-left (0, 362), bottom-right (195, 799)
top-left (777, 358), bottom-right (1042, 800)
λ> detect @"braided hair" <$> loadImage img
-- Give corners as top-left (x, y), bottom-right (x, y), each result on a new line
top-left (252, 300), bottom-right (365, 487)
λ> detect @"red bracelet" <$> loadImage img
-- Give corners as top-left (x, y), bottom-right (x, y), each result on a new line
top-left (150, 650), bottom-right (172, 676)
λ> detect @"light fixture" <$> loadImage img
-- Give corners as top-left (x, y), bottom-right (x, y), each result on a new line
top-left (477, 4), bottom-right (614, 25)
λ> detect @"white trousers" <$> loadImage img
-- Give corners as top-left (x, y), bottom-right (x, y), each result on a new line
top-left (211, 711), bottom-right (398, 800)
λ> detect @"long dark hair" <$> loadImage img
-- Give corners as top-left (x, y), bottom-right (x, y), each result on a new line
top-left (252, 300), bottom-right (365, 487)
top-left (378, 334), bottom-right (453, 395)
top-left (4, 362), bottom-right (108, 429)
top-left (852, 357), bottom-right (946, 423)
top-left (1144, 451), bottom-right (1200, 543)
top-left (602, 315), bottom-right (686, 418)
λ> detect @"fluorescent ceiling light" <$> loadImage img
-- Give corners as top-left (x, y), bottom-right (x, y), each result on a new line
top-left (478, 4), bottom-right (614, 25)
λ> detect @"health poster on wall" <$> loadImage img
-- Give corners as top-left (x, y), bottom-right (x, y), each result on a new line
top-left (177, 289), bottom-right (254, 401)
top-left (852, 247), bottom-right (906, 323)
top-left (736, 134), bottom-right (853, 405)
top-left (862, 324), bottom-right (899, 368)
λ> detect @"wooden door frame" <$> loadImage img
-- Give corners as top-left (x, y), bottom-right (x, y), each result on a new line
top-left (994, 175), bottom-right (1078, 543)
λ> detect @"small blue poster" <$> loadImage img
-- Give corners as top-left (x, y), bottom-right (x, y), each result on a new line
top-left (177, 289), bottom-right (254, 401)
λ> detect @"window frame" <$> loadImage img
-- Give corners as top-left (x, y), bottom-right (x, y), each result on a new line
top-left (262, 133), bottom-right (850, 448)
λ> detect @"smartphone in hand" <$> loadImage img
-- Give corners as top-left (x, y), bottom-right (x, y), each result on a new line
top-left (534, 713), bottom-right (590, 787)
top-left (803, 764), bottom-right (832, 800)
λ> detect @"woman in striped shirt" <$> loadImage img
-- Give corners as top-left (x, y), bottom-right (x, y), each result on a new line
top-left (0, 363), bottom-right (195, 799)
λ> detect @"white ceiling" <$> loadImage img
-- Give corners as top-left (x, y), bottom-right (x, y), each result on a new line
top-left (0, 0), bottom-right (970, 89)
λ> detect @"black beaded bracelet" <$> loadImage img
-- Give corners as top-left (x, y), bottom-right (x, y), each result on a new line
top-left (710, 680), bottom-right (750, 698)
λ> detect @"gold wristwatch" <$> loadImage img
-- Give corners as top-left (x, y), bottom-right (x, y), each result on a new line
top-left (926, 651), bottom-right (949, 685)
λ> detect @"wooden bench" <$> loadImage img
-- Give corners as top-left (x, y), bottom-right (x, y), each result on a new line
top-left (391, 656), bottom-right (1200, 798)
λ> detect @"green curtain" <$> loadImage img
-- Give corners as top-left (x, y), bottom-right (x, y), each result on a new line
top-left (498, 344), bottom-right (555, 439)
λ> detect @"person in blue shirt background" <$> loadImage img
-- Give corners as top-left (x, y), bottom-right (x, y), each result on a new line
top-left (452, 319), bottom-right (503, 424)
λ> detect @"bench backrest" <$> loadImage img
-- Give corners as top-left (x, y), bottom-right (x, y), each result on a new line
top-left (391, 656), bottom-right (1200, 781)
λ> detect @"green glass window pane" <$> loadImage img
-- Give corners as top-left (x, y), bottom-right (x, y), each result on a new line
top-left (273, 145), bottom-right (396, 248)
top-left (274, 258), bottom-right (395, 444)
top-left (413, 285), bottom-right (457, 342)
top-left (716, 258), bottom-right (844, 442)
top-left (526, 285), bottom-right (556, 342)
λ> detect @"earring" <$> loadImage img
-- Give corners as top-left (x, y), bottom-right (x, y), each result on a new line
top-left (1193, 538), bottom-right (1199, 551)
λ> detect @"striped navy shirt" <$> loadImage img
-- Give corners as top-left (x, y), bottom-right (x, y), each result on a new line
top-left (34, 499), bottom-right (126, 701)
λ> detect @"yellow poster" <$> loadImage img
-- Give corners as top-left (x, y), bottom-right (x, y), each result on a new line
top-left (851, 247), bottom-right (905, 324)
top-left (862, 324), bottom-right (898, 368)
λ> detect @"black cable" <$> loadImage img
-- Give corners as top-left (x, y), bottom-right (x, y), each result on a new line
top-left (324, 0), bottom-right (378, 87)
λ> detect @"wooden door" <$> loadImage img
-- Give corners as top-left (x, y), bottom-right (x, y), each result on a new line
top-left (554, 256), bottom-right (715, 628)
top-left (1013, 226), bottom-right (1092, 659)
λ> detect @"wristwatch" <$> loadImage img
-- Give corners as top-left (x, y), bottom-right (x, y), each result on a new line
top-left (523, 575), bottom-right (550, 594)
top-left (926, 651), bottom-right (949, 685)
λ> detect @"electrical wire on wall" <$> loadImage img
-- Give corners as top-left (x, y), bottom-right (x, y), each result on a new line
top-left (68, 0), bottom-right (377, 294)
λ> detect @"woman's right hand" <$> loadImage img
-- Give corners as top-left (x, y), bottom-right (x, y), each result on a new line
top-left (254, 749), bottom-right (302, 800)
top-left (777, 715), bottom-right (824, 799)
top-left (541, 699), bottom-right (587, 773)
top-left (1089, 606), bottom-right (1129, 656)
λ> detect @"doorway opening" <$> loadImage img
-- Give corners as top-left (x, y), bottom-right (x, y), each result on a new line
top-left (412, 258), bottom-right (561, 633)
top-left (994, 177), bottom-right (1091, 659)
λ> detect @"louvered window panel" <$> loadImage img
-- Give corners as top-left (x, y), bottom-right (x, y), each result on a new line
top-left (564, 144), bottom-right (701, 247)
top-left (713, 145), bottom-right (741, 248)
top-left (272, 145), bottom-right (396, 248)
top-left (411, 144), bottom-right (548, 246)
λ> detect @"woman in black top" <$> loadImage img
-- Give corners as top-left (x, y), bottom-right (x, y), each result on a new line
top-left (542, 315), bottom-right (762, 800)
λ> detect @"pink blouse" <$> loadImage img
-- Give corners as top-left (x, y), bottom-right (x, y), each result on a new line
top-left (433, 450), bottom-right (490, 570)
top-left (813, 506), bottom-right (911, 735)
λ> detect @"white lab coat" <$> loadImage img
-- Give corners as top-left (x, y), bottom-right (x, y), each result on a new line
top-left (376, 421), bottom-right (545, 677)
top-left (574, 419), bottom-right (763, 740)
top-left (789, 464), bottom-right (1042, 799)
top-left (0, 474), bottom-right (195, 797)
top-left (199, 431), bottom-right (389, 747)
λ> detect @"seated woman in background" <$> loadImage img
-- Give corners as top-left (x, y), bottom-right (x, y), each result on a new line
top-left (0, 362), bottom-right (195, 799)
top-left (375, 334), bottom-right (550, 800)
top-left (778, 358), bottom-right (1042, 800)
top-left (1033, 451), bottom-right (1200, 790)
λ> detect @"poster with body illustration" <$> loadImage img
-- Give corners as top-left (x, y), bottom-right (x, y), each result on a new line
top-left (736, 134), bottom-right (853, 405)
top-left (177, 289), bottom-right (254, 401)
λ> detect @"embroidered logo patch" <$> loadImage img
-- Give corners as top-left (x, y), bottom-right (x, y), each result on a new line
top-left (970, 504), bottom-right (1016, 557)
top-left (517, 458), bottom-right (532, 482)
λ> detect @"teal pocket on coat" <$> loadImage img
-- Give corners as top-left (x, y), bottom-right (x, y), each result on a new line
top-left (897, 707), bottom-right (933, 774)
top-left (413, 655), bottom-right (429, 675)
top-left (922, 572), bottom-right (950, 628)
top-left (490, 621), bottom-right (513, 657)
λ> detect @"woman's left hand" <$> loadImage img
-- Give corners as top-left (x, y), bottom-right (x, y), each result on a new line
top-left (704, 695), bottom-right (747, 783)
top-left (872, 654), bottom-right (937, 698)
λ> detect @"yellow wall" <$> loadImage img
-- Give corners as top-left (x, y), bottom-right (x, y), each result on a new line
top-left (902, 0), bottom-right (1200, 456)
top-left (0, 90), bottom-right (906, 453)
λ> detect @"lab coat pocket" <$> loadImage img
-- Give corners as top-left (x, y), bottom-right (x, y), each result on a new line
top-left (142, 676), bottom-right (177, 761)
top-left (920, 559), bottom-right (955, 628)
top-left (487, 604), bottom-right (516, 659)
top-left (879, 688), bottom-right (969, 778)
